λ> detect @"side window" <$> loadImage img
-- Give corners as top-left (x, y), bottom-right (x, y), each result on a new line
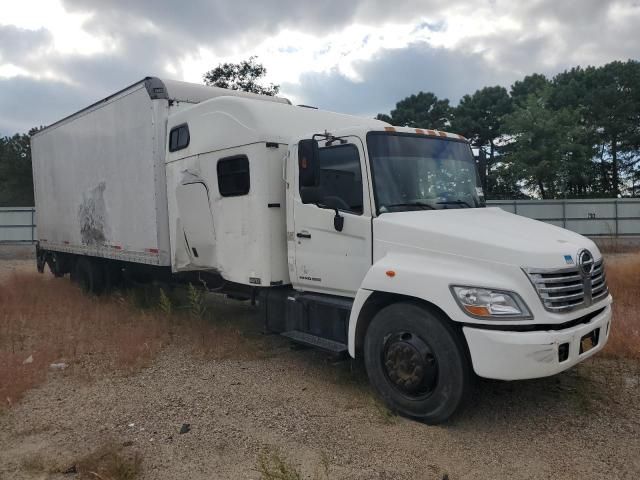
top-left (304, 144), bottom-right (363, 214)
top-left (169, 124), bottom-right (190, 152)
top-left (217, 155), bottom-right (250, 197)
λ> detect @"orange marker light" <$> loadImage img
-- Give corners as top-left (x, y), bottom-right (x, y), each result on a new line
top-left (384, 126), bottom-right (396, 132)
top-left (385, 270), bottom-right (396, 278)
top-left (464, 305), bottom-right (490, 317)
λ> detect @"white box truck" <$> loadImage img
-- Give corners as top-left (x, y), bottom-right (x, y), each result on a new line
top-left (32, 77), bottom-right (613, 423)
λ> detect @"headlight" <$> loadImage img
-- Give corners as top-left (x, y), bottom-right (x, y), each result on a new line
top-left (450, 286), bottom-right (532, 319)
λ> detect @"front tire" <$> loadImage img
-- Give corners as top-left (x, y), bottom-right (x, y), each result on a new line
top-left (364, 302), bottom-right (472, 424)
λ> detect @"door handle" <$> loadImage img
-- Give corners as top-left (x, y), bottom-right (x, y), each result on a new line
top-left (296, 231), bottom-right (311, 239)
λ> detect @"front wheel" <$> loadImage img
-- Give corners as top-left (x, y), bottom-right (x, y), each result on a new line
top-left (364, 302), bottom-right (472, 424)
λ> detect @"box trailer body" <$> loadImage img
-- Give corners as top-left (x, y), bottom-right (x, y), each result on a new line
top-left (33, 78), bottom-right (613, 424)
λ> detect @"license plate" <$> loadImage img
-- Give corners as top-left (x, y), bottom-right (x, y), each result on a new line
top-left (580, 328), bottom-right (600, 354)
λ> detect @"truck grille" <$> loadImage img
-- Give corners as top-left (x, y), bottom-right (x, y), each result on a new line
top-left (525, 259), bottom-right (608, 313)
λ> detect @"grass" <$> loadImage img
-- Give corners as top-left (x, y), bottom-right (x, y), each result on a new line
top-left (257, 448), bottom-right (334, 480)
top-left (371, 396), bottom-right (398, 424)
top-left (0, 252), bottom-right (637, 411)
top-left (257, 448), bottom-right (303, 480)
top-left (73, 442), bottom-right (142, 480)
top-left (0, 272), bottom-right (266, 409)
top-left (18, 442), bottom-right (142, 480)
top-left (595, 237), bottom-right (640, 255)
top-left (20, 453), bottom-right (45, 472)
top-left (603, 253), bottom-right (640, 360)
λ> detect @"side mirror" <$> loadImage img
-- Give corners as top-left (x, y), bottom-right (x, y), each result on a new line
top-left (298, 139), bottom-right (319, 187)
top-left (334, 210), bottom-right (344, 232)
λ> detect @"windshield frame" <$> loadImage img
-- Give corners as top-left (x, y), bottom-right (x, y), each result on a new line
top-left (366, 131), bottom-right (482, 216)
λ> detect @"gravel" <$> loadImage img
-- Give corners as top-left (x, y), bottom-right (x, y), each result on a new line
top-left (2, 344), bottom-right (639, 479)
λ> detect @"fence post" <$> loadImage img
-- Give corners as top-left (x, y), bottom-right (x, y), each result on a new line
top-left (614, 200), bottom-right (618, 237)
top-left (513, 200), bottom-right (518, 215)
top-left (31, 208), bottom-right (35, 243)
top-left (562, 200), bottom-right (566, 229)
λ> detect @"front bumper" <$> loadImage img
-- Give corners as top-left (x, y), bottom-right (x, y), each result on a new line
top-left (463, 304), bottom-right (612, 380)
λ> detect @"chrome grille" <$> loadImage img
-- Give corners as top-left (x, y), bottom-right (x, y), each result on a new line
top-left (525, 260), bottom-right (608, 313)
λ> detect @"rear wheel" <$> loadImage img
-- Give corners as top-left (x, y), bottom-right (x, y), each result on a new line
top-left (48, 252), bottom-right (66, 278)
top-left (364, 302), bottom-right (472, 424)
top-left (72, 257), bottom-right (105, 295)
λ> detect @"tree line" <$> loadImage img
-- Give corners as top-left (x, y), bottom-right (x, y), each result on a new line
top-left (376, 60), bottom-right (640, 199)
top-left (0, 128), bottom-right (39, 206)
top-left (1, 59), bottom-right (638, 206)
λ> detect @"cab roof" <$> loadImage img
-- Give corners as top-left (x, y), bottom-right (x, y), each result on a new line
top-left (167, 95), bottom-right (392, 154)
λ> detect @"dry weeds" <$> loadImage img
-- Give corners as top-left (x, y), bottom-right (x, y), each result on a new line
top-left (0, 272), bottom-right (265, 409)
top-left (604, 254), bottom-right (640, 359)
top-left (74, 442), bottom-right (142, 480)
top-left (257, 448), bottom-right (303, 480)
top-left (1, 252), bottom-right (638, 412)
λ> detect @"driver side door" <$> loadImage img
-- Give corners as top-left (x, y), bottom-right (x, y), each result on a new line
top-left (291, 137), bottom-right (373, 297)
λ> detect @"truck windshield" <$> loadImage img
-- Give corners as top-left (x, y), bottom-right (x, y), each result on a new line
top-left (367, 132), bottom-right (483, 214)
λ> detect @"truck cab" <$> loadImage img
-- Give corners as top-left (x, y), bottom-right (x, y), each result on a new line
top-left (278, 125), bottom-right (612, 423)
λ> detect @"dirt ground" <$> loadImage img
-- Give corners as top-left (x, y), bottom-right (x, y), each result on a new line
top-left (1, 244), bottom-right (639, 480)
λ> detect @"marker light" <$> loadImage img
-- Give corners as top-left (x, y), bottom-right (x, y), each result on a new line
top-left (451, 286), bottom-right (532, 319)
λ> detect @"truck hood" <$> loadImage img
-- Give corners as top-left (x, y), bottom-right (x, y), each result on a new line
top-left (373, 207), bottom-right (600, 269)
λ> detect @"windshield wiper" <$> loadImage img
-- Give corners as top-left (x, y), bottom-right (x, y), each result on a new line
top-left (436, 200), bottom-right (472, 208)
top-left (380, 202), bottom-right (436, 212)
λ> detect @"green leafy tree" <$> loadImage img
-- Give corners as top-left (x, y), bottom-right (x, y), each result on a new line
top-left (0, 127), bottom-right (43, 206)
top-left (510, 73), bottom-right (550, 108)
top-left (549, 61), bottom-right (640, 196)
top-left (203, 56), bottom-right (279, 96)
top-left (375, 113), bottom-right (393, 123)
top-left (503, 89), bottom-right (589, 198)
top-left (488, 157), bottom-right (529, 200)
top-left (376, 91), bottom-right (452, 130)
top-left (451, 86), bottom-right (513, 195)
top-left (585, 60), bottom-right (640, 196)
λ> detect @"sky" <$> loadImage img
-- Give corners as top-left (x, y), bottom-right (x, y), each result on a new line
top-left (0, 0), bottom-right (639, 135)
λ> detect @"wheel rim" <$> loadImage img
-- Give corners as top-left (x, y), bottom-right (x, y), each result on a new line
top-left (382, 331), bottom-right (438, 399)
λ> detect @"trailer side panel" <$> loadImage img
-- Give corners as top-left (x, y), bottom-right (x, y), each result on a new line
top-left (31, 84), bottom-right (170, 265)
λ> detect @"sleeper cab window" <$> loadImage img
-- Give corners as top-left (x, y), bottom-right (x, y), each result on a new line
top-left (169, 124), bottom-right (190, 152)
top-left (217, 155), bottom-right (250, 197)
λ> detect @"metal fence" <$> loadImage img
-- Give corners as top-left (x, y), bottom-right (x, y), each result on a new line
top-left (0, 207), bottom-right (36, 243)
top-left (1, 200), bottom-right (639, 243)
top-left (487, 199), bottom-right (640, 236)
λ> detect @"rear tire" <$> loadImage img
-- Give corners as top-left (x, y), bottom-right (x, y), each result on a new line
top-left (72, 257), bottom-right (105, 295)
top-left (364, 302), bottom-right (472, 424)
top-left (48, 252), bottom-right (66, 278)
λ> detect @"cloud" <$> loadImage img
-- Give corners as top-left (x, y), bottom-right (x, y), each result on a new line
top-left (0, 0), bottom-right (638, 135)
top-left (60, 0), bottom-right (449, 49)
top-left (282, 42), bottom-right (518, 116)
top-left (0, 76), bottom-right (96, 135)
top-left (0, 25), bottom-right (52, 63)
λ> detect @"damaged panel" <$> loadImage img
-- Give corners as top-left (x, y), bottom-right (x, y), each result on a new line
top-left (78, 182), bottom-right (109, 246)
